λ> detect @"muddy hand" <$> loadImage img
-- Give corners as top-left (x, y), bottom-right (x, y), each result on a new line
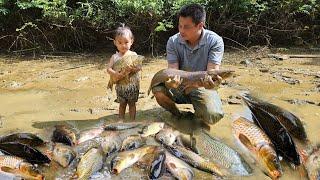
top-left (113, 71), bottom-right (127, 81)
top-left (165, 75), bottom-right (183, 89)
top-left (128, 65), bottom-right (141, 74)
top-left (201, 75), bottom-right (221, 89)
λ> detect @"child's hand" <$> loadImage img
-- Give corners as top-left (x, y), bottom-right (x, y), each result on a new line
top-left (113, 71), bottom-right (126, 81)
top-left (126, 65), bottom-right (141, 74)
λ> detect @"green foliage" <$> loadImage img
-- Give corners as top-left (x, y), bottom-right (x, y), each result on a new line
top-left (0, 0), bottom-right (319, 53)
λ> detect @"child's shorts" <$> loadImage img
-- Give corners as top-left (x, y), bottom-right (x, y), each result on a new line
top-left (115, 83), bottom-right (139, 103)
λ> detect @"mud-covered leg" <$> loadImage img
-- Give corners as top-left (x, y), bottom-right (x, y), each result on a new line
top-left (154, 91), bottom-right (181, 116)
top-left (128, 102), bottom-right (136, 120)
top-left (119, 101), bottom-right (127, 120)
top-left (189, 88), bottom-right (224, 126)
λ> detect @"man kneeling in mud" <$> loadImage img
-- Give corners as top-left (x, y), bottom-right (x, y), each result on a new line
top-left (152, 4), bottom-right (224, 125)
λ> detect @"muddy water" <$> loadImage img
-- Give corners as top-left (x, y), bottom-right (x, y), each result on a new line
top-left (0, 53), bottom-right (319, 179)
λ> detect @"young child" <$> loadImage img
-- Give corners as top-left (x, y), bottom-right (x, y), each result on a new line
top-left (107, 25), bottom-right (141, 121)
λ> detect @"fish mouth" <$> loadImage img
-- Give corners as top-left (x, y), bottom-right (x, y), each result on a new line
top-left (112, 168), bottom-right (119, 175)
top-left (270, 170), bottom-right (282, 179)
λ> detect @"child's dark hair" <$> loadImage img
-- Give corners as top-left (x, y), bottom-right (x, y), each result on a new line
top-left (114, 23), bottom-right (134, 40)
top-left (178, 3), bottom-right (206, 25)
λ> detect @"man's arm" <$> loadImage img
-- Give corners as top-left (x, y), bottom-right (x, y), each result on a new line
top-left (168, 62), bottom-right (179, 69)
top-left (207, 62), bottom-right (220, 71)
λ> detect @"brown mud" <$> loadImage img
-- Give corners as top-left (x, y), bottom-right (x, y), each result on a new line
top-left (0, 50), bottom-right (319, 179)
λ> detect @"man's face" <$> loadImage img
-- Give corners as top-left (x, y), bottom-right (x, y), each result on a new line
top-left (178, 16), bottom-right (203, 42)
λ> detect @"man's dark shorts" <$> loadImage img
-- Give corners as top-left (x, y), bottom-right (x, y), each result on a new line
top-left (152, 84), bottom-right (224, 124)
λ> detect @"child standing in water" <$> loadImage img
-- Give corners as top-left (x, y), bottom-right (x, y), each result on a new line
top-left (107, 25), bottom-right (141, 120)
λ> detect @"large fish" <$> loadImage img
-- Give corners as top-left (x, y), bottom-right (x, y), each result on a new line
top-left (165, 144), bottom-right (227, 178)
top-left (77, 127), bottom-right (104, 144)
top-left (0, 133), bottom-right (44, 146)
top-left (0, 142), bottom-right (50, 164)
top-left (111, 145), bottom-right (158, 175)
top-left (104, 122), bottom-right (142, 131)
top-left (140, 122), bottom-right (165, 137)
top-left (107, 54), bottom-right (144, 90)
top-left (52, 125), bottom-right (78, 146)
top-left (52, 143), bottom-right (76, 168)
top-left (0, 155), bottom-right (43, 180)
top-left (76, 148), bottom-right (104, 180)
top-left (164, 151), bottom-right (194, 180)
top-left (148, 69), bottom-right (234, 95)
top-left (241, 93), bottom-right (307, 142)
top-left (191, 129), bottom-right (252, 176)
top-left (156, 128), bottom-right (180, 146)
top-left (242, 95), bottom-right (301, 166)
top-left (97, 131), bottom-right (123, 156)
top-left (149, 150), bottom-right (167, 179)
top-left (121, 135), bottom-right (146, 151)
top-left (232, 117), bottom-right (282, 179)
top-left (301, 146), bottom-right (320, 180)
top-left (74, 139), bottom-right (100, 157)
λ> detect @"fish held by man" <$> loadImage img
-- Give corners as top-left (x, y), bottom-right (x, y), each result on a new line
top-left (148, 68), bottom-right (234, 95)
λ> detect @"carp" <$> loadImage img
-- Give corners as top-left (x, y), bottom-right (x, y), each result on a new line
top-left (232, 117), bottom-right (282, 179)
top-left (107, 54), bottom-right (144, 90)
top-left (77, 127), bottom-right (104, 145)
top-left (97, 131), bottom-right (122, 156)
top-left (242, 94), bottom-right (301, 166)
top-left (164, 152), bottom-right (194, 180)
top-left (111, 145), bottom-right (158, 175)
top-left (301, 146), bottom-right (320, 180)
top-left (0, 155), bottom-right (43, 180)
top-left (155, 128), bottom-right (180, 146)
top-left (121, 135), bottom-right (146, 151)
top-left (104, 122), bottom-right (142, 131)
top-left (52, 143), bottom-right (76, 168)
top-left (0, 142), bottom-right (50, 164)
top-left (165, 144), bottom-right (227, 178)
top-left (241, 93), bottom-right (307, 142)
top-left (52, 125), bottom-right (78, 146)
top-left (0, 133), bottom-right (44, 147)
top-left (76, 148), bottom-right (104, 180)
top-left (148, 68), bottom-right (234, 95)
top-left (191, 129), bottom-right (252, 176)
top-left (140, 122), bottom-right (165, 137)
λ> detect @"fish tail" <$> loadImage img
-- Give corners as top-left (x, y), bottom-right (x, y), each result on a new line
top-left (107, 80), bottom-right (113, 90)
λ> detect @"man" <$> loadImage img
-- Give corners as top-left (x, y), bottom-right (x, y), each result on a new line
top-left (152, 3), bottom-right (224, 125)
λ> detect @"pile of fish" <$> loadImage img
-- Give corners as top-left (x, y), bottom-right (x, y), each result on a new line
top-left (233, 93), bottom-right (319, 180)
top-left (0, 121), bottom-right (252, 179)
top-left (0, 93), bottom-right (318, 179)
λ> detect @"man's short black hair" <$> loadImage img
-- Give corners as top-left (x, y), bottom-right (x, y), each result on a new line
top-left (178, 3), bottom-right (206, 25)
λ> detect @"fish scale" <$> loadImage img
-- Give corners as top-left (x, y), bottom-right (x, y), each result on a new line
top-left (193, 130), bottom-right (252, 176)
top-left (76, 148), bottom-right (103, 180)
top-left (0, 155), bottom-right (24, 168)
top-left (233, 119), bottom-right (272, 146)
top-left (232, 117), bottom-right (282, 179)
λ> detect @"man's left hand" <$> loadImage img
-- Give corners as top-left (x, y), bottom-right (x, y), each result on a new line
top-left (201, 74), bottom-right (222, 89)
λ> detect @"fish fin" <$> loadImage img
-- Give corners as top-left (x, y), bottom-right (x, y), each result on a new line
top-left (1, 166), bottom-right (17, 174)
top-left (168, 162), bottom-right (177, 169)
top-left (107, 80), bottom-right (113, 90)
top-left (1, 166), bottom-right (43, 180)
top-left (190, 137), bottom-right (200, 154)
top-left (238, 134), bottom-right (255, 152)
top-left (296, 163), bottom-right (308, 179)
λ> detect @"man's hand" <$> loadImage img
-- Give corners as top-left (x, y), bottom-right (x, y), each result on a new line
top-left (200, 74), bottom-right (222, 89)
top-left (165, 75), bottom-right (183, 89)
